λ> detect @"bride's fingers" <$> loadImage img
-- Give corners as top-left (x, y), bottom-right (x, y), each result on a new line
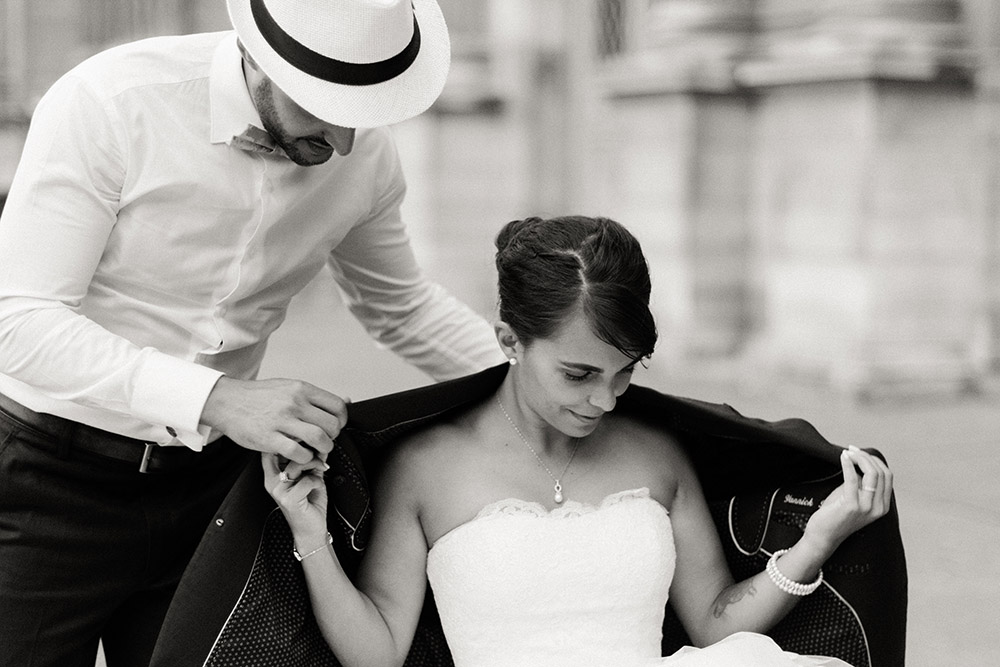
top-left (274, 474), bottom-right (325, 510)
top-left (262, 453), bottom-right (325, 501)
top-left (262, 453), bottom-right (285, 487)
top-left (868, 454), bottom-right (894, 509)
top-left (281, 457), bottom-right (328, 483)
top-left (847, 446), bottom-right (888, 514)
top-left (839, 449), bottom-right (860, 495)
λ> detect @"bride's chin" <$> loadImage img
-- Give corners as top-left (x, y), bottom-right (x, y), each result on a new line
top-left (564, 412), bottom-right (602, 435)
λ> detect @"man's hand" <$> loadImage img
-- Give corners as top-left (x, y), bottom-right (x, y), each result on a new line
top-left (201, 376), bottom-right (347, 463)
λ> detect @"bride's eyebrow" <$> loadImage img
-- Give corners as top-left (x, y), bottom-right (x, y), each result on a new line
top-left (560, 360), bottom-right (638, 374)
top-left (560, 361), bottom-right (602, 373)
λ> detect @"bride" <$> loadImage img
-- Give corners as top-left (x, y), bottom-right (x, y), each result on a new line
top-left (263, 215), bottom-right (892, 667)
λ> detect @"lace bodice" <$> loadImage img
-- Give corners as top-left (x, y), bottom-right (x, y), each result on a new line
top-left (426, 488), bottom-right (675, 667)
top-left (425, 488), bottom-right (855, 667)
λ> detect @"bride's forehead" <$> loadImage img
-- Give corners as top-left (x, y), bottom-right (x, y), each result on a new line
top-left (548, 310), bottom-right (598, 342)
top-left (533, 312), bottom-right (630, 365)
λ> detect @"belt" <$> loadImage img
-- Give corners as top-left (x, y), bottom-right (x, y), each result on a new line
top-left (0, 392), bottom-right (218, 473)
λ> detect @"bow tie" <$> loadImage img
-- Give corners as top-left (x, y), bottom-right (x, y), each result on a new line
top-left (231, 125), bottom-right (279, 155)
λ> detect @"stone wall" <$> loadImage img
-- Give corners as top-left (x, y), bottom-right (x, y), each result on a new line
top-left (578, 0), bottom-right (989, 396)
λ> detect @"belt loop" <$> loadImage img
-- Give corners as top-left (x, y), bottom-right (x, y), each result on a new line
top-left (139, 443), bottom-right (156, 473)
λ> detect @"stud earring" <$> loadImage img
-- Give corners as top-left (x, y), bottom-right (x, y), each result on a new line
top-left (509, 358), bottom-right (518, 366)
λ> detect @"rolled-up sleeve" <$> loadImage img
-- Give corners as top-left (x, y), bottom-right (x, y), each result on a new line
top-left (326, 143), bottom-right (504, 381)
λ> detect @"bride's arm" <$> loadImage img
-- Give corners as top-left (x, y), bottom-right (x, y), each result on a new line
top-left (666, 445), bottom-right (892, 646)
top-left (262, 448), bottom-right (428, 667)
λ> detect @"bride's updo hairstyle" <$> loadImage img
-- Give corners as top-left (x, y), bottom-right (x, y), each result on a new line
top-left (495, 215), bottom-right (657, 362)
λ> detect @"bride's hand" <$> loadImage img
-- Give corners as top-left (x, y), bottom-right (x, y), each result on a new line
top-left (802, 446), bottom-right (894, 555)
top-left (262, 452), bottom-right (330, 537)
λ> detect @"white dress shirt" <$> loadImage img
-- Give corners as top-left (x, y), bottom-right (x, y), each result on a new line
top-left (0, 31), bottom-right (503, 450)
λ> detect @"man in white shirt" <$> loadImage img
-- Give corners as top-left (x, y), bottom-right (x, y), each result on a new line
top-left (0, 1), bottom-right (503, 665)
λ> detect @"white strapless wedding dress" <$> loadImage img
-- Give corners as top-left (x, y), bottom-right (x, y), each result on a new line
top-left (426, 488), bottom-right (852, 667)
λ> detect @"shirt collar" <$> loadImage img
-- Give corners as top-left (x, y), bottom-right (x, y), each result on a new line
top-left (209, 32), bottom-right (278, 154)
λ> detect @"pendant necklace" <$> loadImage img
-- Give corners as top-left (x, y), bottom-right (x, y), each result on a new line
top-left (497, 396), bottom-right (581, 504)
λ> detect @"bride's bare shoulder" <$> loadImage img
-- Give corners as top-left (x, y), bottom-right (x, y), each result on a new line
top-left (606, 412), bottom-right (688, 461)
top-left (377, 403), bottom-right (488, 483)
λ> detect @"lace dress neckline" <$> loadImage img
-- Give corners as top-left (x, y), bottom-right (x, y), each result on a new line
top-left (424, 485), bottom-right (851, 667)
top-left (430, 487), bottom-right (661, 553)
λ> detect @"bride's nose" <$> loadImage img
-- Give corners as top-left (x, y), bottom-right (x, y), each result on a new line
top-left (589, 384), bottom-right (618, 412)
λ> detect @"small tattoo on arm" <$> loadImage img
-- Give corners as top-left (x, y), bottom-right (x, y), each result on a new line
top-left (712, 579), bottom-right (757, 618)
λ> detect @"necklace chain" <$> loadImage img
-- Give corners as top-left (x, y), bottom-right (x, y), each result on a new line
top-left (497, 396), bottom-right (581, 504)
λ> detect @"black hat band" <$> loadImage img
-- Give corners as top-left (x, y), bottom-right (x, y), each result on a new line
top-left (250, 0), bottom-right (421, 86)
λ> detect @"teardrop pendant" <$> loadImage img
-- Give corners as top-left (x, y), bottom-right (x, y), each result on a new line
top-left (497, 397), bottom-right (581, 508)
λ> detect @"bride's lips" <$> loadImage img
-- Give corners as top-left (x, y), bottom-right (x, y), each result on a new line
top-left (571, 410), bottom-right (602, 424)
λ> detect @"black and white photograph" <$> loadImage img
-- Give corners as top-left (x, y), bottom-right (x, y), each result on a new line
top-left (0, 1), bottom-right (996, 666)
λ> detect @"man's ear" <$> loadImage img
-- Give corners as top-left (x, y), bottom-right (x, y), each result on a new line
top-left (494, 321), bottom-right (521, 360)
top-left (236, 39), bottom-right (260, 71)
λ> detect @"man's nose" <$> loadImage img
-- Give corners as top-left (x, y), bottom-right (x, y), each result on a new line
top-left (326, 126), bottom-right (356, 156)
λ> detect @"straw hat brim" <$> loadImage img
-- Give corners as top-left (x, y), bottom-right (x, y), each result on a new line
top-left (227, 0), bottom-right (450, 128)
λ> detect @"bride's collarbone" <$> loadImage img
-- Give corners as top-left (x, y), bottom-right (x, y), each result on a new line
top-left (413, 422), bottom-right (675, 543)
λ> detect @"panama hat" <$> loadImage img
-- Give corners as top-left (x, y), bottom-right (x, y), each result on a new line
top-left (227, 0), bottom-right (450, 128)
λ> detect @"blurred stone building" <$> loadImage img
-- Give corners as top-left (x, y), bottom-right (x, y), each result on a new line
top-left (2, 0), bottom-right (999, 399)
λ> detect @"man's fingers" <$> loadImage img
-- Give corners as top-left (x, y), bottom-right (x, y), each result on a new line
top-left (300, 404), bottom-right (345, 449)
top-left (202, 377), bottom-right (348, 459)
top-left (277, 385), bottom-right (345, 455)
top-left (279, 421), bottom-right (335, 459)
top-left (306, 389), bottom-right (349, 427)
top-left (269, 436), bottom-right (318, 464)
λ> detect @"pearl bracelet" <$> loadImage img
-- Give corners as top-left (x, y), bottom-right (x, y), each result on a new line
top-left (765, 549), bottom-right (823, 596)
top-left (293, 532), bottom-right (332, 562)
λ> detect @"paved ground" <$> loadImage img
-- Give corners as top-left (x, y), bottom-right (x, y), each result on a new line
top-left (97, 272), bottom-right (999, 666)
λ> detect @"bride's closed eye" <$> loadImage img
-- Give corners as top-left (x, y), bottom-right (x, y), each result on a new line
top-left (564, 363), bottom-right (636, 383)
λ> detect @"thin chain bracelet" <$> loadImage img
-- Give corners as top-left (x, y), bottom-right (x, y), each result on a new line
top-left (765, 549), bottom-right (823, 596)
top-left (293, 532), bottom-right (333, 562)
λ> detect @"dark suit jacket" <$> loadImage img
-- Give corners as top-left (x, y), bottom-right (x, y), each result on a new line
top-left (151, 364), bottom-right (907, 667)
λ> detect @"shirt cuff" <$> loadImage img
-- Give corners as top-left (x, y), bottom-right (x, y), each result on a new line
top-left (130, 350), bottom-right (225, 451)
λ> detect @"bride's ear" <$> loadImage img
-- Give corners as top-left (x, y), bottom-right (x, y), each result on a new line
top-left (494, 322), bottom-right (521, 362)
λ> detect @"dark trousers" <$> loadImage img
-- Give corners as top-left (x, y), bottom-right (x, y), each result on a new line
top-left (0, 398), bottom-right (250, 667)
